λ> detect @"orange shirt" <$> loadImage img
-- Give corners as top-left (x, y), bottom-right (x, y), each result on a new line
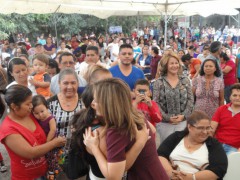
top-left (189, 58), bottom-right (201, 79)
top-left (33, 72), bottom-right (51, 97)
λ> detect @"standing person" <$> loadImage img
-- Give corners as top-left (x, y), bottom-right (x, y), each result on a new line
top-left (236, 47), bottom-right (240, 82)
top-left (181, 54), bottom-right (201, 79)
top-left (30, 54), bottom-right (51, 99)
top-left (0, 85), bottom-right (66, 180)
top-left (0, 96), bottom-right (7, 173)
top-left (153, 52), bottom-right (194, 143)
top-left (50, 52), bottom-right (86, 95)
top-left (220, 52), bottom-right (236, 103)
top-left (109, 44), bottom-right (145, 91)
top-left (197, 44), bottom-right (210, 62)
top-left (48, 68), bottom-right (84, 137)
top-left (150, 46), bottom-right (161, 79)
top-left (133, 79), bottom-right (162, 128)
top-left (6, 58), bottom-right (37, 95)
top-left (44, 37), bottom-right (56, 58)
top-left (192, 59), bottom-right (224, 119)
top-left (83, 78), bottom-right (169, 180)
top-left (71, 85), bottom-right (150, 179)
top-left (135, 45), bottom-right (152, 74)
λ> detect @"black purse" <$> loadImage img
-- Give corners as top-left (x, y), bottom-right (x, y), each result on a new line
top-left (61, 140), bottom-right (89, 179)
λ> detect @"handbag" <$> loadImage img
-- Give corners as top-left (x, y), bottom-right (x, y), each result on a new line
top-left (60, 138), bottom-right (89, 179)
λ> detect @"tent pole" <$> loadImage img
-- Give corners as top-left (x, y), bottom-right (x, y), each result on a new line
top-left (137, 11), bottom-right (139, 32)
top-left (53, 5), bottom-right (61, 47)
top-left (184, 16), bottom-right (187, 51)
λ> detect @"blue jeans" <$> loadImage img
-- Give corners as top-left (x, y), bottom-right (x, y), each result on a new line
top-left (224, 85), bottom-right (232, 104)
top-left (222, 143), bottom-right (238, 155)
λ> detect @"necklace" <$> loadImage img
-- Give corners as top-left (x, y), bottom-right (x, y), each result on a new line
top-left (59, 94), bottom-right (77, 107)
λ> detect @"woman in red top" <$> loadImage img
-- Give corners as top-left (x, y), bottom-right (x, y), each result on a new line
top-left (220, 52), bottom-right (236, 103)
top-left (0, 85), bottom-right (66, 180)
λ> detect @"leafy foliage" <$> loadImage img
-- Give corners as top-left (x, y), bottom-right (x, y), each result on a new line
top-left (0, 13), bottom-right (161, 42)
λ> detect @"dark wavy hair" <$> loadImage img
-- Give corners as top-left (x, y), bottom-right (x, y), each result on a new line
top-left (199, 59), bottom-right (222, 77)
top-left (70, 85), bottom-right (104, 153)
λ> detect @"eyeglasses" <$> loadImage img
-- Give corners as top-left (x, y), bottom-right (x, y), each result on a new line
top-left (191, 125), bottom-right (212, 132)
top-left (61, 61), bottom-right (75, 65)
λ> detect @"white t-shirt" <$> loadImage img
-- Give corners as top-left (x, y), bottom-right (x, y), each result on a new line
top-left (6, 76), bottom-right (37, 96)
top-left (170, 138), bottom-right (209, 174)
top-left (110, 43), bottom-right (119, 61)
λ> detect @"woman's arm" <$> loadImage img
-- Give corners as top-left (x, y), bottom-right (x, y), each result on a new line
top-left (84, 128), bottom-right (125, 179)
top-left (177, 170), bottom-right (218, 180)
top-left (159, 156), bottom-right (173, 178)
top-left (44, 47), bottom-right (56, 56)
top-left (4, 134), bottom-right (66, 159)
top-left (219, 88), bottom-right (224, 106)
top-left (235, 57), bottom-right (239, 82)
top-left (46, 118), bottom-right (57, 142)
top-left (222, 65), bottom-right (232, 74)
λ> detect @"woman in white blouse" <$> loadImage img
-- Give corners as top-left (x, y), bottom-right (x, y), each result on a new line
top-left (158, 111), bottom-right (227, 180)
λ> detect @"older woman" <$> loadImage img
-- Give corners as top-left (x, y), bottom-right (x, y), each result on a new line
top-left (0, 85), bottom-right (66, 180)
top-left (158, 111), bottom-right (227, 180)
top-left (192, 59), bottom-right (224, 119)
top-left (6, 58), bottom-right (37, 95)
top-left (220, 52), bottom-right (236, 103)
top-left (153, 52), bottom-right (194, 144)
top-left (48, 68), bottom-right (84, 137)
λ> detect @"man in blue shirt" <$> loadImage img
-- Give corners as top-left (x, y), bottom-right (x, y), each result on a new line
top-left (109, 44), bottom-right (145, 91)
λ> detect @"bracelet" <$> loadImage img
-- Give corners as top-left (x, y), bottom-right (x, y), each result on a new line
top-left (192, 173), bottom-right (196, 180)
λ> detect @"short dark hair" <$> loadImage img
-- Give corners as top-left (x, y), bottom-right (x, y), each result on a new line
top-left (210, 41), bottom-right (222, 53)
top-left (199, 59), bottom-right (221, 77)
top-left (86, 45), bottom-right (99, 55)
top-left (32, 95), bottom-right (48, 110)
top-left (48, 59), bottom-right (60, 74)
top-left (230, 83), bottom-right (240, 95)
top-left (119, 44), bottom-right (133, 52)
top-left (181, 54), bottom-right (192, 62)
top-left (59, 52), bottom-right (76, 63)
top-left (151, 46), bottom-right (159, 55)
top-left (134, 79), bottom-right (150, 88)
top-left (220, 52), bottom-right (230, 61)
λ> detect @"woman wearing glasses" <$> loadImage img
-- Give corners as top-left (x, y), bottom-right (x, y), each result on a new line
top-left (158, 111), bottom-right (227, 180)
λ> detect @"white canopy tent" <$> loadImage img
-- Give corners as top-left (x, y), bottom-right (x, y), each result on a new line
top-left (1, 0), bottom-right (239, 46)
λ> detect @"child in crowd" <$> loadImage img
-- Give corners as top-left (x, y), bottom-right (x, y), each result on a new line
top-left (30, 54), bottom-right (51, 99)
top-left (133, 79), bottom-right (162, 128)
top-left (32, 95), bottom-right (59, 179)
top-left (0, 152), bottom-right (7, 173)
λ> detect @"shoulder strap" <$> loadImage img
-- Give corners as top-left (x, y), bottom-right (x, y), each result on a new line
top-left (172, 159), bottom-right (209, 171)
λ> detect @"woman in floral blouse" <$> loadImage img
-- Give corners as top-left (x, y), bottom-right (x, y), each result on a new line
top-left (192, 59), bottom-right (224, 119)
top-left (153, 52), bottom-right (194, 144)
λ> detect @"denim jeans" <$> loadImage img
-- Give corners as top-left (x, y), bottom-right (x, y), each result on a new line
top-left (222, 143), bottom-right (238, 155)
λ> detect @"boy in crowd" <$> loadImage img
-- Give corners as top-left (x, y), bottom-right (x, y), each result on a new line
top-left (30, 54), bottom-right (51, 99)
top-left (133, 79), bottom-right (162, 128)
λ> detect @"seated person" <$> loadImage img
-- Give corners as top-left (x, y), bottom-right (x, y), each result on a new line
top-left (158, 111), bottom-right (227, 180)
top-left (212, 83), bottom-right (240, 155)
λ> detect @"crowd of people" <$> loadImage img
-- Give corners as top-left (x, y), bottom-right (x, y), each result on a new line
top-left (0, 26), bottom-right (240, 180)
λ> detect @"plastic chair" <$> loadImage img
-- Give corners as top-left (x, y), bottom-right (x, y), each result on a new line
top-left (223, 152), bottom-right (240, 180)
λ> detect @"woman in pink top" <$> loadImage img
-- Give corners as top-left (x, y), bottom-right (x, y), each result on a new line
top-left (220, 52), bottom-right (236, 103)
